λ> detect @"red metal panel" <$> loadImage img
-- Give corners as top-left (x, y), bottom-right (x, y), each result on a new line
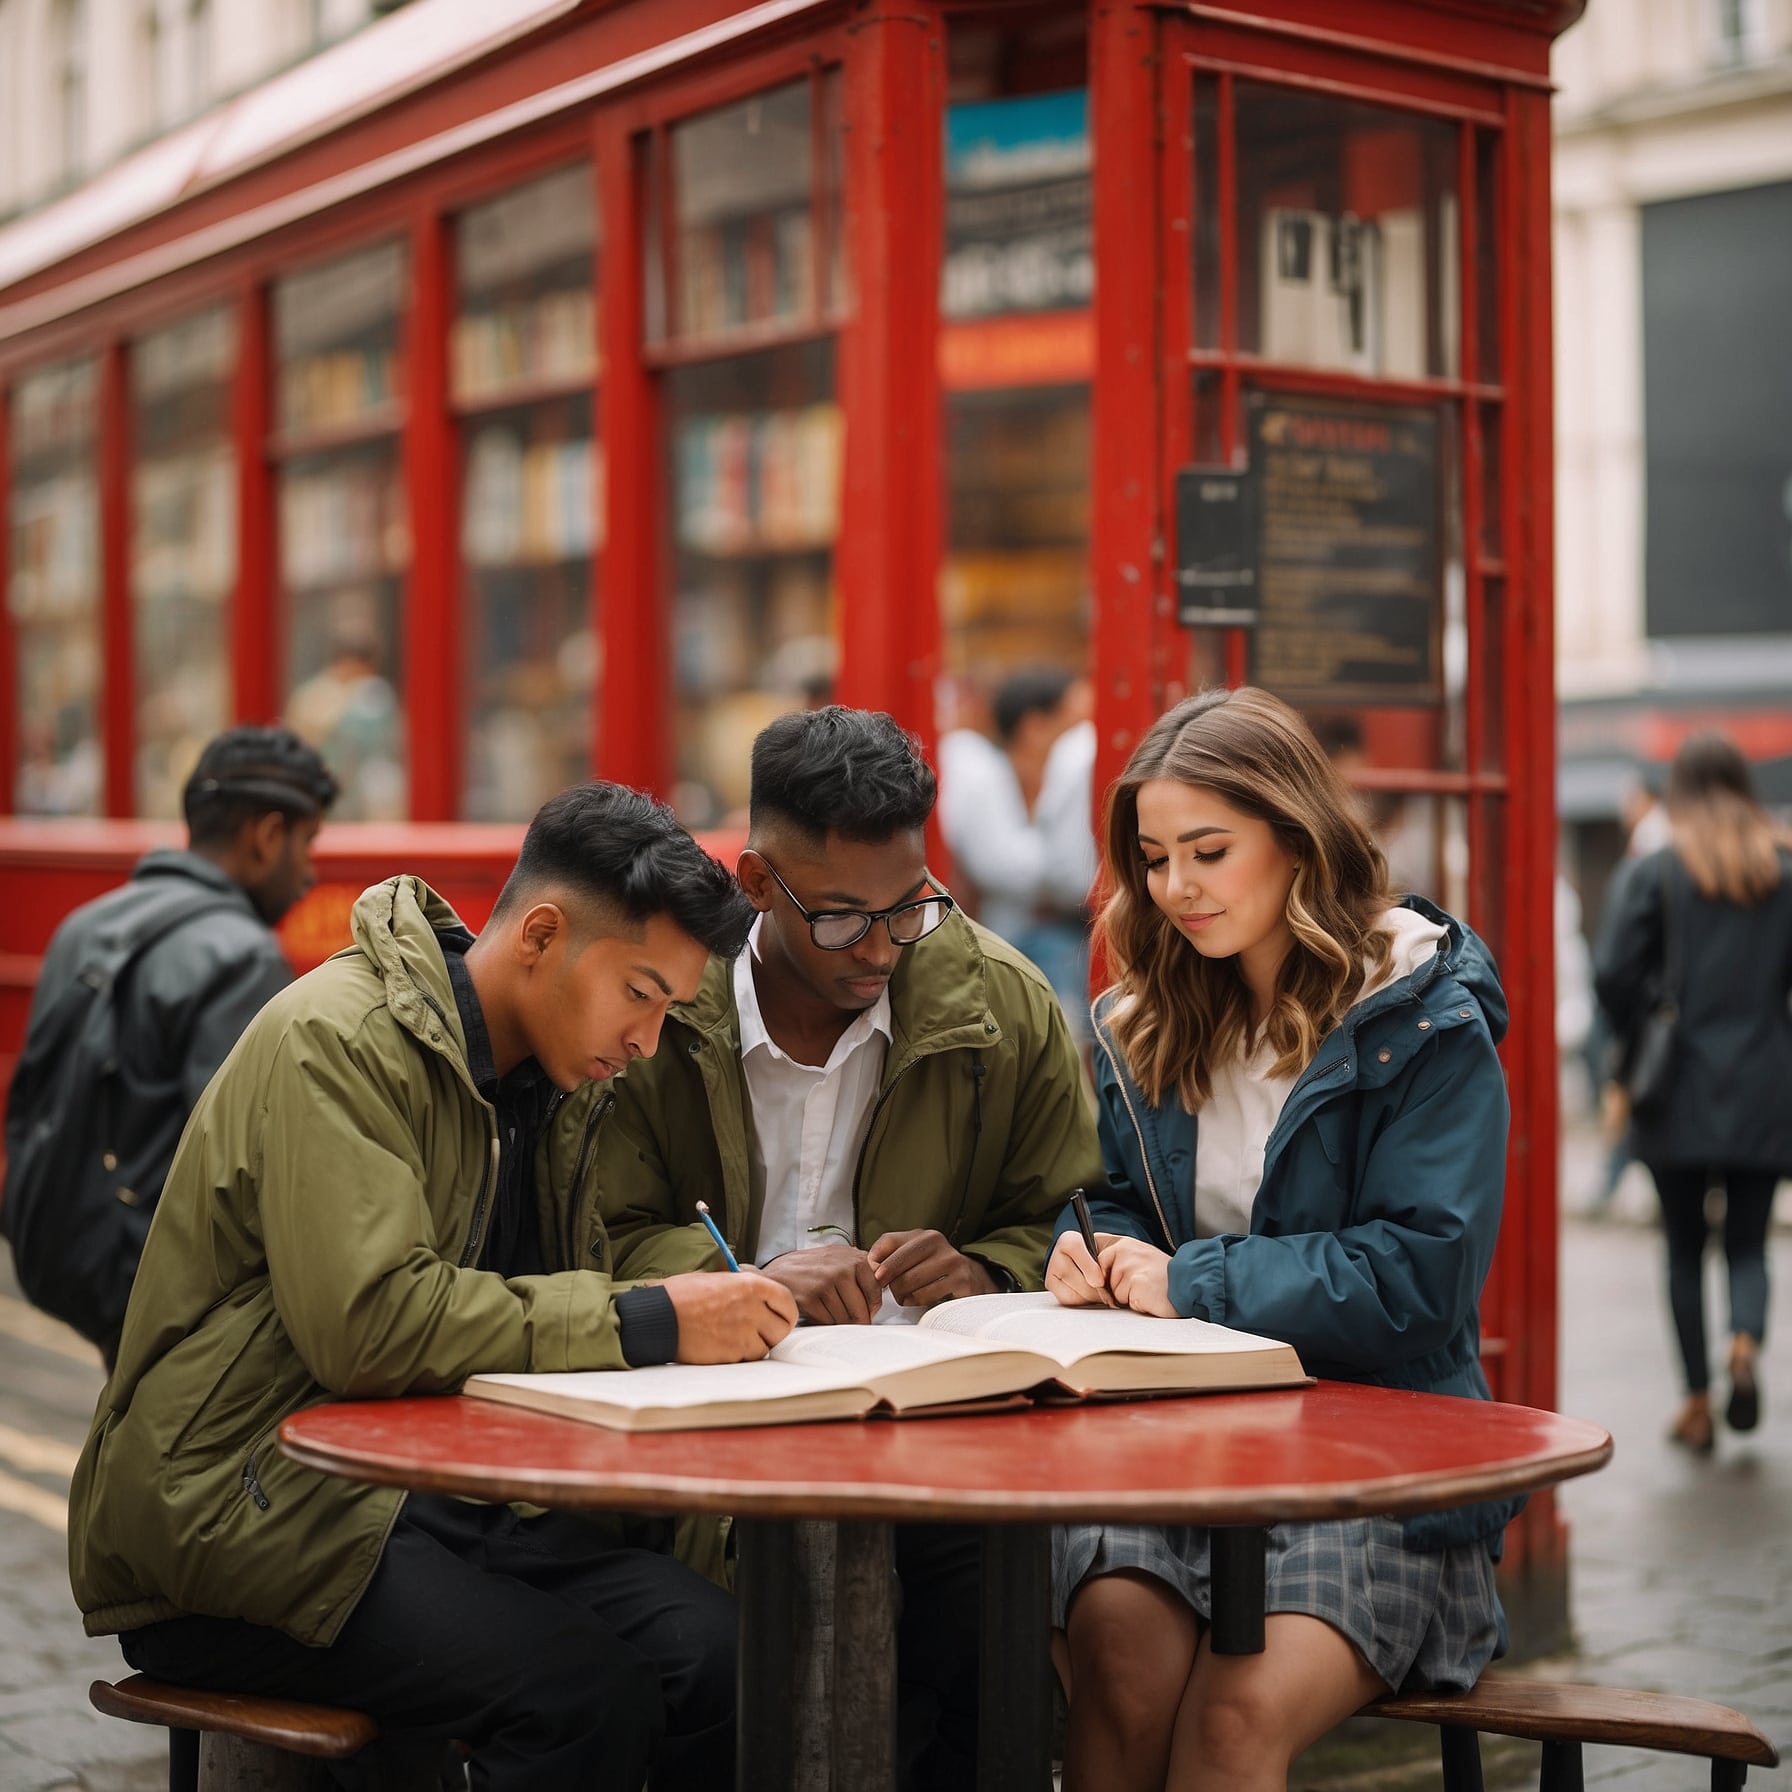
top-left (0, 385), bottom-right (12, 812)
top-left (595, 118), bottom-right (668, 792)
top-left (98, 340), bottom-right (133, 816)
top-left (232, 280), bottom-right (276, 724)
top-left (1090, 0), bottom-right (1164, 789)
top-left (402, 207), bottom-right (456, 820)
top-left (835, 1), bottom-right (944, 739)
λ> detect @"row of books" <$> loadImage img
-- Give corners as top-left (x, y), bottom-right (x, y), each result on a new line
top-left (133, 450), bottom-right (236, 605)
top-left (675, 207), bottom-right (815, 338)
top-left (278, 460), bottom-right (409, 591)
top-left (8, 475), bottom-right (99, 618)
top-left (279, 349), bottom-right (400, 436)
top-left (11, 364), bottom-right (98, 467)
top-left (674, 403), bottom-right (841, 555)
top-left (462, 429), bottom-right (601, 567)
top-left (452, 288), bottom-right (597, 402)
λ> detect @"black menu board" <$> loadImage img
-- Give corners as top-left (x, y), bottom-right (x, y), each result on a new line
top-left (1247, 393), bottom-right (1442, 706)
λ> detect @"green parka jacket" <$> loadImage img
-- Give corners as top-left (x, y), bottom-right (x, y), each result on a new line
top-left (585, 913), bottom-right (1101, 1288)
top-left (68, 878), bottom-right (633, 1647)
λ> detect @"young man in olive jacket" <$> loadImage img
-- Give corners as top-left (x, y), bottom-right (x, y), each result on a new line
top-left (589, 708), bottom-right (1103, 1791)
top-left (68, 784), bottom-right (797, 1792)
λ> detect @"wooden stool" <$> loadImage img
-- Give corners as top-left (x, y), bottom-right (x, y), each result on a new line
top-left (90, 1674), bottom-right (378, 1790)
top-left (1367, 1673), bottom-right (1781, 1792)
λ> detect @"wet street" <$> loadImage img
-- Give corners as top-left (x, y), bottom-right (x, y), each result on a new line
top-left (1, 1157), bottom-right (1787, 1791)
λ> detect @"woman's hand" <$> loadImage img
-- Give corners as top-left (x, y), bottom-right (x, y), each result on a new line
top-left (1098, 1237), bottom-right (1180, 1317)
top-left (1046, 1232), bottom-right (1117, 1307)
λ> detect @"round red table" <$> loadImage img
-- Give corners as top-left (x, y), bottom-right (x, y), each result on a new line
top-left (282, 1382), bottom-right (1611, 1791)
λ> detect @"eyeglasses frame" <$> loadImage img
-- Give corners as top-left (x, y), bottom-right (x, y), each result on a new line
top-left (754, 855), bottom-right (957, 952)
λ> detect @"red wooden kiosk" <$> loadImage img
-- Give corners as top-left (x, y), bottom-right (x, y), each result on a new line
top-left (0, 0), bottom-right (1582, 1644)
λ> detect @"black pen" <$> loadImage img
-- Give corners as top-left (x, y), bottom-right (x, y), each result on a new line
top-left (1069, 1187), bottom-right (1101, 1260)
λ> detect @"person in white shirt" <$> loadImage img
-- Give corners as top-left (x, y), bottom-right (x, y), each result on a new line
top-left (938, 667), bottom-right (1097, 1042)
top-left (591, 705), bottom-right (1102, 1790)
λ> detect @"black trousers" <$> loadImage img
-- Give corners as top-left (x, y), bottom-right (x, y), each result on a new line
top-left (894, 1522), bottom-right (982, 1792)
top-left (122, 1495), bottom-right (735, 1792)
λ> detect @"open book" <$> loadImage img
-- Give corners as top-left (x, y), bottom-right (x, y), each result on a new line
top-left (463, 1292), bottom-right (1309, 1433)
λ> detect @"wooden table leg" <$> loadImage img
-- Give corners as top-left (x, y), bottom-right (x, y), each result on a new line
top-left (735, 1516), bottom-right (898, 1792)
top-left (977, 1524), bottom-right (1054, 1792)
top-left (1208, 1524), bottom-right (1267, 1655)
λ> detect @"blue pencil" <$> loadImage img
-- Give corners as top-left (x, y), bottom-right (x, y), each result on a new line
top-left (694, 1201), bottom-right (742, 1272)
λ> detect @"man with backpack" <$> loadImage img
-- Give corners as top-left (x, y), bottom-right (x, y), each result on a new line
top-left (2, 725), bottom-right (337, 1365)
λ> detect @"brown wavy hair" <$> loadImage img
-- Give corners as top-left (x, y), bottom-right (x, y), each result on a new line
top-left (1095, 687), bottom-right (1395, 1108)
top-left (1666, 731), bottom-right (1787, 906)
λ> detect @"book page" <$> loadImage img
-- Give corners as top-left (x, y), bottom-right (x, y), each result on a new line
top-left (465, 1358), bottom-right (878, 1431)
top-left (918, 1291), bottom-right (1305, 1388)
top-left (773, 1324), bottom-right (1055, 1411)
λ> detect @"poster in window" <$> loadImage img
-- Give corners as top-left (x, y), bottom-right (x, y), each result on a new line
top-left (1246, 392), bottom-right (1441, 706)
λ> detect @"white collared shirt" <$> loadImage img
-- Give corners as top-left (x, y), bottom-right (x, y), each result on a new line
top-left (734, 919), bottom-right (911, 1319)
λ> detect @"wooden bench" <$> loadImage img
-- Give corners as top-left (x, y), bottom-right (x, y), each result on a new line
top-left (1368, 1673), bottom-right (1780, 1792)
top-left (90, 1675), bottom-right (379, 1790)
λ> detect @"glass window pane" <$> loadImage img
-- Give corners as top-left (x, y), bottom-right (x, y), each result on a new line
top-left (277, 443), bottom-right (407, 819)
top-left (273, 239), bottom-right (405, 435)
top-left (453, 165), bottom-right (601, 819)
top-left (9, 357), bottom-right (102, 815)
top-left (274, 241), bottom-right (408, 819)
top-left (453, 163), bottom-right (597, 405)
top-left (460, 396), bottom-right (597, 819)
top-left (669, 82), bottom-right (814, 341)
top-left (939, 387), bottom-right (1089, 738)
top-left (1235, 84), bottom-right (1459, 381)
top-left (131, 306), bottom-right (236, 818)
top-left (942, 88), bottom-right (1091, 322)
top-left (666, 340), bottom-right (839, 826)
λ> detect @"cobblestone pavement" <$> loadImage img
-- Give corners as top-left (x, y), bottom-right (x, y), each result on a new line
top-left (0, 1120), bottom-right (1786, 1790)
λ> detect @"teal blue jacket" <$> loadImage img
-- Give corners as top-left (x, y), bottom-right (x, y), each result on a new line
top-left (1063, 898), bottom-right (1518, 1552)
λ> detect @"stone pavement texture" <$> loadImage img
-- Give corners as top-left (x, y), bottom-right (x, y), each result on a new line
top-left (0, 1121), bottom-right (1785, 1790)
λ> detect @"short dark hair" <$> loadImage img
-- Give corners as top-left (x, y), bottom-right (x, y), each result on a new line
top-left (183, 726), bottom-right (339, 847)
top-left (993, 667), bottom-right (1076, 745)
top-left (493, 782), bottom-right (754, 959)
top-left (748, 707), bottom-right (936, 847)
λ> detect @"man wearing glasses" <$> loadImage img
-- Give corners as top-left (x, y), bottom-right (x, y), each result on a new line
top-left (586, 704), bottom-right (1101, 1791)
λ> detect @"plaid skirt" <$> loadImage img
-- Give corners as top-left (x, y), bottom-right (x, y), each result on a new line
top-left (1052, 1518), bottom-right (1505, 1694)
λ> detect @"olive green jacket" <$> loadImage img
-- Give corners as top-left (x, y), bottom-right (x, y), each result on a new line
top-left (586, 914), bottom-right (1100, 1290)
top-left (68, 878), bottom-right (631, 1647)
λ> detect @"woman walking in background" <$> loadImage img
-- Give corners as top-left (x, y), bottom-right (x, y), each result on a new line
top-left (1594, 732), bottom-right (1792, 1454)
top-left (1047, 688), bottom-right (1516, 1792)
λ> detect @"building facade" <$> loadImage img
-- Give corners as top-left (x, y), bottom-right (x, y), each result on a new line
top-left (1552, 0), bottom-right (1792, 907)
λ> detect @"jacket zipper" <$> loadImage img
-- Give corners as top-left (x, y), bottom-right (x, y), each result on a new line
top-left (241, 1411), bottom-right (286, 1511)
top-left (568, 1091), bottom-right (615, 1267)
top-left (850, 1050), bottom-right (928, 1237)
top-left (458, 1134), bottom-right (499, 1267)
top-left (1099, 1032), bottom-right (1177, 1250)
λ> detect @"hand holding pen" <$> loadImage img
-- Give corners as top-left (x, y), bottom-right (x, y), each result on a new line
top-left (1046, 1188), bottom-right (1118, 1308)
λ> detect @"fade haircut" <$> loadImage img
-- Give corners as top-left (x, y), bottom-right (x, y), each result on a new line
top-left (492, 782), bottom-right (755, 959)
top-left (748, 706), bottom-right (936, 848)
top-left (183, 726), bottom-right (339, 848)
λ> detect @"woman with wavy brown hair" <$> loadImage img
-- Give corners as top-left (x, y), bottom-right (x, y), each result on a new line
top-left (1594, 731), bottom-right (1792, 1454)
top-left (1045, 688), bottom-right (1516, 1792)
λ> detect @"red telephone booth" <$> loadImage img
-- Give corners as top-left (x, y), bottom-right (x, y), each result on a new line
top-left (0, 0), bottom-right (1581, 1645)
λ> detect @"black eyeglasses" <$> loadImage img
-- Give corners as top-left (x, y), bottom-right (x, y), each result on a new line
top-left (758, 858), bottom-right (956, 951)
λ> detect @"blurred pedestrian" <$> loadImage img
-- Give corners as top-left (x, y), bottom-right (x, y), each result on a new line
top-left (2, 726), bottom-right (336, 1365)
top-left (938, 667), bottom-right (1097, 1041)
top-left (1593, 732), bottom-right (1792, 1453)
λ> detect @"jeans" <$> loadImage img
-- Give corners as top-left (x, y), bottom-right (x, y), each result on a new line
top-left (1647, 1165), bottom-right (1777, 1395)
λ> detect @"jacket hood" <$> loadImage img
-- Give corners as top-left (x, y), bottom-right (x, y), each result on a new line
top-left (1390, 895), bottom-right (1508, 1047)
top-left (347, 877), bottom-right (472, 1065)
